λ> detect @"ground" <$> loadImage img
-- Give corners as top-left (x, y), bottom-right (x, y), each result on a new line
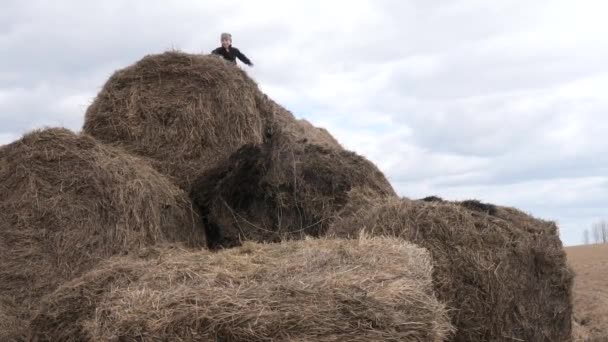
top-left (567, 243), bottom-right (608, 341)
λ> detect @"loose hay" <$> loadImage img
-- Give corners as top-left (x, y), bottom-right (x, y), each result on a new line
top-left (328, 193), bottom-right (574, 342)
top-left (83, 51), bottom-right (272, 190)
top-left (190, 137), bottom-right (395, 249)
top-left (0, 128), bottom-right (205, 321)
top-left (297, 118), bottom-right (341, 147)
top-left (261, 95), bottom-right (342, 149)
top-left (0, 296), bottom-right (24, 341)
top-left (31, 238), bottom-right (453, 342)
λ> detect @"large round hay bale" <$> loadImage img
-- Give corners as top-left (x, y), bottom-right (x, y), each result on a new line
top-left (83, 51), bottom-right (272, 190)
top-left (31, 237), bottom-right (453, 341)
top-left (190, 137), bottom-right (395, 249)
top-left (328, 193), bottom-right (574, 342)
top-left (0, 128), bottom-right (205, 315)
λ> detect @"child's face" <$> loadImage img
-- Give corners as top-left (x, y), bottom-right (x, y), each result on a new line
top-left (221, 38), bottom-right (231, 48)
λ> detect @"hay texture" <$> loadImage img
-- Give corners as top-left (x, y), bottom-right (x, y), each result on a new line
top-left (260, 95), bottom-right (341, 149)
top-left (328, 193), bottom-right (574, 342)
top-left (31, 237), bottom-right (453, 342)
top-left (190, 137), bottom-right (395, 249)
top-left (0, 128), bottom-right (205, 315)
top-left (0, 296), bottom-right (24, 341)
top-left (83, 51), bottom-right (271, 190)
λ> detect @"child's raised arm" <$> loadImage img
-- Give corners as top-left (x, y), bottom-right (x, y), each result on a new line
top-left (235, 48), bottom-right (253, 66)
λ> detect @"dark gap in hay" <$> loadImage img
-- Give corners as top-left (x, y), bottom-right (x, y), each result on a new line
top-left (190, 134), bottom-right (395, 249)
top-left (191, 144), bottom-right (271, 249)
top-left (459, 199), bottom-right (498, 216)
top-left (421, 195), bottom-right (444, 202)
top-left (420, 196), bottom-right (498, 216)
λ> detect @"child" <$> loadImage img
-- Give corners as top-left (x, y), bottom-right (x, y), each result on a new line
top-left (211, 33), bottom-right (253, 67)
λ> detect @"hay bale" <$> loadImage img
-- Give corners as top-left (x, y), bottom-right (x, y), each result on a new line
top-left (297, 119), bottom-right (341, 148)
top-left (30, 258), bottom-right (147, 341)
top-left (0, 296), bottom-right (24, 341)
top-left (83, 51), bottom-right (272, 190)
top-left (328, 193), bottom-right (574, 342)
top-left (190, 137), bottom-right (395, 249)
top-left (0, 128), bottom-right (205, 316)
top-left (261, 95), bottom-right (341, 149)
top-left (31, 238), bottom-right (453, 341)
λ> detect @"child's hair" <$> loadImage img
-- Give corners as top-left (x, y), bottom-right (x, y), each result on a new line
top-left (221, 33), bottom-right (232, 41)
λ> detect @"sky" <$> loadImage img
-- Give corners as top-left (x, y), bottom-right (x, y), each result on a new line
top-left (1, 0), bottom-right (607, 246)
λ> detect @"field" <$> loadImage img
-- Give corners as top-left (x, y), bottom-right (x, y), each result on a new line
top-left (568, 243), bottom-right (608, 341)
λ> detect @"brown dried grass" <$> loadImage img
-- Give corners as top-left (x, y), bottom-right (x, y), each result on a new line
top-left (82, 51), bottom-right (344, 194)
top-left (190, 136), bottom-right (395, 248)
top-left (0, 295), bottom-right (24, 341)
top-left (83, 51), bottom-right (272, 190)
top-left (0, 128), bottom-right (205, 325)
top-left (260, 95), bottom-right (341, 149)
top-left (31, 237), bottom-right (453, 341)
top-left (328, 191), bottom-right (574, 342)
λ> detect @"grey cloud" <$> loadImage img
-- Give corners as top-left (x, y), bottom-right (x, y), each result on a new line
top-left (0, 1), bottom-right (229, 87)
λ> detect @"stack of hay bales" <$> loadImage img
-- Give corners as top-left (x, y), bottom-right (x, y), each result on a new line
top-left (82, 50), bottom-right (378, 248)
top-left (0, 51), bottom-right (575, 341)
top-left (30, 237), bottom-right (453, 341)
top-left (0, 128), bottom-right (205, 335)
top-left (328, 191), bottom-right (574, 341)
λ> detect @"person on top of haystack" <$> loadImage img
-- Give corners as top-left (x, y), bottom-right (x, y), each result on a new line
top-left (212, 33), bottom-right (253, 67)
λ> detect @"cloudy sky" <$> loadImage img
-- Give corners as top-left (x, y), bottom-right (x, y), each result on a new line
top-left (2, 0), bottom-right (607, 245)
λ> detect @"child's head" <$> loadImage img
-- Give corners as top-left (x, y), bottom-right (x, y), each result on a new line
top-left (221, 33), bottom-right (232, 48)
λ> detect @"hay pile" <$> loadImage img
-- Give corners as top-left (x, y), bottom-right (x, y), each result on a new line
top-left (261, 95), bottom-right (341, 149)
top-left (83, 51), bottom-right (272, 190)
top-left (83, 51), bottom-right (343, 190)
top-left (190, 135), bottom-right (395, 249)
top-left (328, 192), bottom-right (574, 341)
top-left (0, 128), bottom-right (205, 316)
top-left (0, 48), bottom-right (575, 341)
top-left (31, 237), bottom-right (453, 341)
